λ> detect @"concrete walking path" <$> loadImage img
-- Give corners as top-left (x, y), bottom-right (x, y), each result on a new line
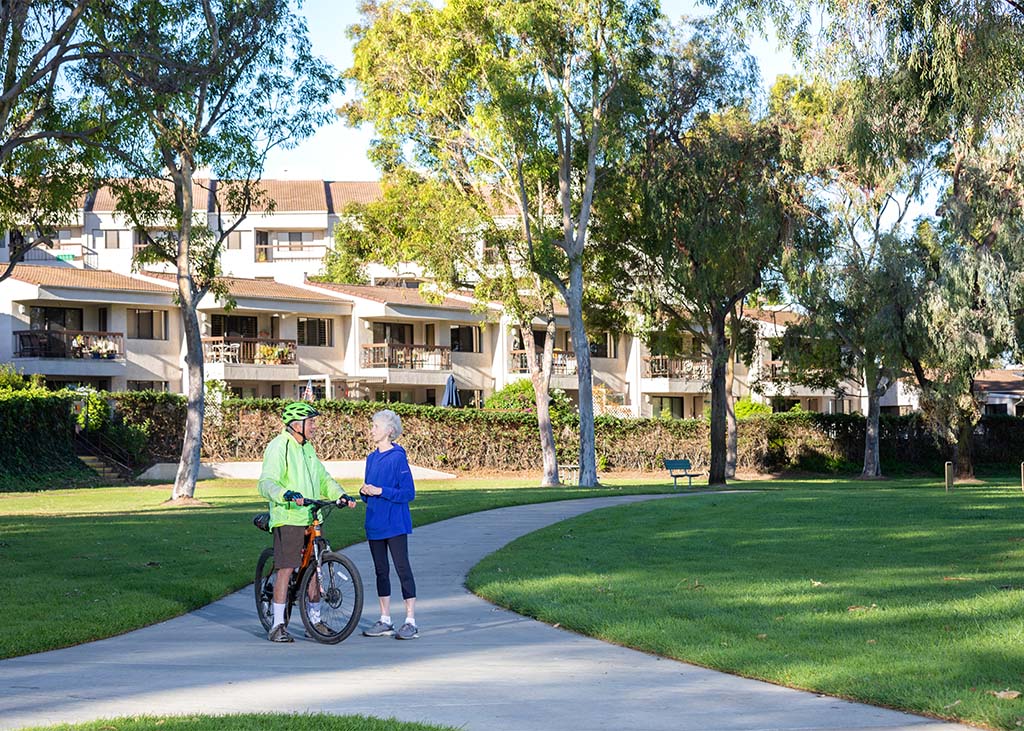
top-left (0, 493), bottom-right (975, 731)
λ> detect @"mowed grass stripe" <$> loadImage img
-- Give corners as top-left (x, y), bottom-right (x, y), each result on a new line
top-left (467, 481), bottom-right (1024, 730)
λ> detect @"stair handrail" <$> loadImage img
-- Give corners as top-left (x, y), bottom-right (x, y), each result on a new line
top-left (75, 432), bottom-right (133, 476)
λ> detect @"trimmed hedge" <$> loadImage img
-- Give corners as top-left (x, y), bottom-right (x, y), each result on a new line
top-left (0, 391), bottom-right (98, 491)
top-left (7, 390), bottom-right (1012, 485)
top-left (103, 395), bottom-right (1014, 474)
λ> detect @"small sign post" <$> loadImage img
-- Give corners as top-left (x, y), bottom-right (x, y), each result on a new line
top-left (944, 461), bottom-right (953, 492)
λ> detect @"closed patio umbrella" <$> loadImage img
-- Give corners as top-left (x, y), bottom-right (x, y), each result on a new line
top-left (441, 374), bottom-right (461, 407)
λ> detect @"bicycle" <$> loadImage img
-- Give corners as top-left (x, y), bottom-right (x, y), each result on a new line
top-left (254, 497), bottom-right (364, 644)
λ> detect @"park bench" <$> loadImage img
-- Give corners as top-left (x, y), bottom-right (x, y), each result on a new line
top-left (664, 458), bottom-right (702, 489)
top-left (560, 464), bottom-right (579, 484)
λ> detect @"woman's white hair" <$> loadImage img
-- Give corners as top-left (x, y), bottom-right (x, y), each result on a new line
top-left (372, 409), bottom-right (403, 440)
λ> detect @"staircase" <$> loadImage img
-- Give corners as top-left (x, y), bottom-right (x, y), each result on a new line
top-left (78, 454), bottom-right (126, 485)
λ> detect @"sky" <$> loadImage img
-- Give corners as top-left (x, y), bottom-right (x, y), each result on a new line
top-left (260, 0), bottom-right (799, 181)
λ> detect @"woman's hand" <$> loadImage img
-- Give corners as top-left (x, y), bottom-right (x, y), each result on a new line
top-left (360, 483), bottom-right (383, 497)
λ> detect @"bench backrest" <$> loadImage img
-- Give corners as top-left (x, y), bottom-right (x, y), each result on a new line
top-left (664, 458), bottom-right (692, 471)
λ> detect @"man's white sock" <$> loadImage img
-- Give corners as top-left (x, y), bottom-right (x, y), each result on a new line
top-left (405, 616), bottom-right (416, 627)
top-left (380, 614), bottom-right (392, 625)
top-left (273, 602), bottom-right (286, 628)
top-left (308, 601), bottom-right (321, 623)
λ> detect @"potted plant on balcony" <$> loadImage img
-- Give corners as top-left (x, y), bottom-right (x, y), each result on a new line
top-left (255, 343), bottom-right (279, 364)
top-left (71, 335), bottom-right (86, 358)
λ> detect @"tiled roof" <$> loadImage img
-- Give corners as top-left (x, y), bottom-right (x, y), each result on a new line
top-left (144, 271), bottom-right (331, 302)
top-left (327, 181), bottom-right (383, 212)
top-left (745, 307), bottom-right (803, 327)
top-left (974, 369), bottom-right (1024, 394)
top-left (254, 179), bottom-right (328, 212)
top-left (7, 265), bottom-right (175, 293)
top-left (88, 180), bottom-right (213, 213)
top-left (305, 281), bottom-right (476, 310)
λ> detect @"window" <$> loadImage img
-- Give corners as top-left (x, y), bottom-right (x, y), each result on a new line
top-left (372, 322), bottom-right (413, 344)
top-left (590, 332), bottom-right (618, 359)
top-left (289, 232), bottom-right (303, 252)
top-left (104, 230), bottom-right (120, 249)
top-left (211, 314), bottom-right (257, 338)
top-left (226, 231), bottom-right (241, 250)
top-left (986, 403), bottom-right (1009, 416)
top-left (374, 390), bottom-right (413, 404)
top-left (297, 317), bottom-right (332, 347)
top-left (127, 309), bottom-right (168, 340)
top-left (425, 324), bottom-right (435, 347)
top-left (30, 307), bottom-right (83, 331)
top-left (806, 398), bottom-right (820, 412)
top-left (295, 383), bottom-right (326, 400)
top-left (450, 325), bottom-right (482, 353)
top-left (651, 396), bottom-right (684, 419)
top-left (271, 385), bottom-right (281, 399)
top-left (127, 380), bottom-right (168, 392)
top-left (98, 308), bottom-right (108, 333)
top-left (425, 388), bottom-right (436, 405)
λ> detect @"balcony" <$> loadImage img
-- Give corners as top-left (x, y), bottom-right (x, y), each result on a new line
top-left (508, 350), bottom-right (578, 376)
top-left (641, 355), bottom-right (711, 380)
top-left (13, 330), bottom-right (124, 360)
top-left (201, 337), bottom-right (296, 365)
top-left (361, 343), bottom-right (451, 370)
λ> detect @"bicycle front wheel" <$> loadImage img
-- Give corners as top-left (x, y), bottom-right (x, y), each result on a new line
top-left (298, 551), bottom-right (364, 644)
top-left (254, 547), bottom-right (276, 632)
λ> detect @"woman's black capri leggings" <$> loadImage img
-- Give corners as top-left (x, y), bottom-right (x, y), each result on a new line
top-left (368, 533), bottom-right (416, 600)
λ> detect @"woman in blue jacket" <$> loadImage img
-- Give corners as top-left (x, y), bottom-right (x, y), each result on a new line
top-left (360, 409), bottom-right (419, 640)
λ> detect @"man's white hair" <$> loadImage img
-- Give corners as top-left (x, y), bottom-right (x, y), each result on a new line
top-left (373, 409), bottom-right (403, 440)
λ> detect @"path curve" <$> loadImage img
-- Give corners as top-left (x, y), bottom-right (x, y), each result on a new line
top-left (0, 493), bottom-right (974, 731)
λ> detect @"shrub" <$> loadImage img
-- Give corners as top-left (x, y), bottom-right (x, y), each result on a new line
top-left (484, 378), bottom-right (574, 420)
top-left (76, 390), bottom-right (111, 432)
top-left (735, 397), bottom-right (772, 419)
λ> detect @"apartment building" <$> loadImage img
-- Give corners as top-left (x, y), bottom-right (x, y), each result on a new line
top-left (0, 178), bottom-right (862, 415)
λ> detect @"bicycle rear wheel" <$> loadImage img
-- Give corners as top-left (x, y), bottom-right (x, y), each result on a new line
top-left (298, 551), bottom-right (364, 644)
top-left (254, 547), bottom-right (292, 631)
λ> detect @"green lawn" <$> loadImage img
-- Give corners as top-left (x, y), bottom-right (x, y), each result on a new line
top-left (0, 474), bottom-right (674, 659)
top-left (22, 714), bottom-right (456, 731)
top-left (467, 476), bottom-right (1024, 730)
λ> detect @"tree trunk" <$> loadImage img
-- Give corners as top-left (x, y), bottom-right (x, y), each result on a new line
top-left (169, 161), bottom-right (204, 501)
top-left (861, 368), bottom-right (882, 479)
top-left (954, 415), bottom-right (975, 480)
top-left (523, 322), bottom-right (560, 486)
top-left (566, 257), bottom-right (597, 486)
top-left (708, 314), bottom-right (729, 486)
top-left (173, 303), bottom-right (205, 499)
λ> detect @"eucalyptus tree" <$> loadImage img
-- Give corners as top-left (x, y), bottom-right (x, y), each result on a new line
top-left (323, 169), bottom-right (566, 486)
top-left (89, 0), bottom-right (338, 501)
top-left (771, 78), bottom-right (932, 478)
top-left (342, 0), bottom-right (659, 486)
top-left (596, 24), bottom-right (800, 485)
top-left (0, 0), bottom-right (118, 281)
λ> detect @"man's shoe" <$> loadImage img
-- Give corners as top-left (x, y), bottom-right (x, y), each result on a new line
top-left (394, 622), bottom-right (419, 640)
top-left (362, 620), bottom-right (395, 637)
top-left (268, 623), bottom-right (294, 643)
top-left (306, 621), bottom-right (334, 637)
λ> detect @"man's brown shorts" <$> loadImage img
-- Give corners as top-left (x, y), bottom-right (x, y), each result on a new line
top-left (272, 525), bottom-right (307, 569)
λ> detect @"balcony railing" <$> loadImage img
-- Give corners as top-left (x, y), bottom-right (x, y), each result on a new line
top-left (763, 360), bottom-right (788, 379)
top-left (255, 243), bottom-right (328, 263)
top-left (202, 337), bottom-right (296, 365)
top-left (508, 349), bottom-right (578, 376)
top-left (361, 343), bottom-right (452, 370)
top-left (641, 355), bottom-right (711, 380)
top-left (13, 330), bottom-right (124, 359)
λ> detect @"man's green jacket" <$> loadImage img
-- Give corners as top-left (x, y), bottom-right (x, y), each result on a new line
top-left (257, 431), bottom-right (344, 528)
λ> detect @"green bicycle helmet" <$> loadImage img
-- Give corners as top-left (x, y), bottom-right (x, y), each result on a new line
top-left (282, 401), bottom-right (319, 425)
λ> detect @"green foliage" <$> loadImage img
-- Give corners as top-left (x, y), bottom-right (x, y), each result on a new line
top-left (734, 397), bottom-right (772, 419)
top-left (76, 390), bottom-right (110, 433)
top-left (0, 391), bottom-right (96, 491)
top-left (0, 363), bottom-right (29, 390)
top-left (484, 379), bottom-right (574, 420)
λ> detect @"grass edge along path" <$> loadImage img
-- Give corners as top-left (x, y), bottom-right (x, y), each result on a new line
top-left (19, 713), bottom-right (458, 731)
top-left (0, 475), bottom-right (685, 659)
top-left (466, 478), bottom-right (1024, 731)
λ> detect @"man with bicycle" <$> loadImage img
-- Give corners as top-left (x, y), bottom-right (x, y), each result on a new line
top-left (257, 401), bottom-right (356, 643)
